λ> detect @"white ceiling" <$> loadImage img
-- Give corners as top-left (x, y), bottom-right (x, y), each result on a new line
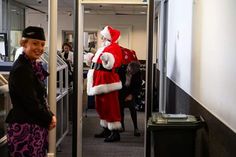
top-left (15, 0), bottom-right (147, 15)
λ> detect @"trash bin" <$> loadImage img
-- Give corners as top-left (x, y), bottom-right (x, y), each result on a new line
top-left (147, 113), bottom-right (204, 157)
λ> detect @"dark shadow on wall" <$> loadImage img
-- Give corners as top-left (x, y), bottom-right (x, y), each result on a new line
top-left (165, 76), bottom-right (236, 157)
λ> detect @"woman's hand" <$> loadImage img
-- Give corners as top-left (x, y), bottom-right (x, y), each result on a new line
top-left (49, 115), bottom-right (57, 130)
top-left (125, 94), bottom-right (133, 102)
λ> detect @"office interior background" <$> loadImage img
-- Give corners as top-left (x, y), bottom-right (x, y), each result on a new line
top-left (0, 0), bottom-right (236, 157)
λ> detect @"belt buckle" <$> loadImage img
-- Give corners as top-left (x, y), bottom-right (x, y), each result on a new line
top-left (97, 63), bottom-right (101, 69)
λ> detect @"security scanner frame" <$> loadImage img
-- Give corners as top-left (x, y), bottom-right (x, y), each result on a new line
top-left (41, 52), bottom-right (70, 148)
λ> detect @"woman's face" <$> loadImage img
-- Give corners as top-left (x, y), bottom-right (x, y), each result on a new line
top-left (22, 39), bottom-right (45, 61)
top-left (63, 45), bottom-right (70, 52)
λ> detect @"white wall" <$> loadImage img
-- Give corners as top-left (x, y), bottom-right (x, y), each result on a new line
top-left (167, 0), bottom-right (236, 132)
top-left (25, 10), bottom-right (74, 51)
top-left (167, 0), bottom-right (193, 93)
top-left (0, 0), bottom-right (2, 32)
top-left (25, 10), bottom-right (147, 60)
top-left (84, 14), bottom-right (147, 60)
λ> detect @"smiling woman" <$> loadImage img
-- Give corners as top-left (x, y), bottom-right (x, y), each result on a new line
top-left (5, 26), bottom-right (56, 157)
top-left (20, 26), bottom-right (46, 60)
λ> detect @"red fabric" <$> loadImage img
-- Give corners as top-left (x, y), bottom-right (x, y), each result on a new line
top-left (107, 26), bottom-right (120, 43)
top-left (92, 43), bottom-right (122, 89)
top-left (95, 90), bottom-right (121, 122)
top-left (87, 42), bottom-right (123, 124)
top-left (120, 46), bottom-right (138, 65)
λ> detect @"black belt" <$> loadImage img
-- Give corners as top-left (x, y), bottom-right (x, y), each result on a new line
top-left (90, 63), bottom-right (119, 73)
top-left (90, 63), bottom-right (112, 72)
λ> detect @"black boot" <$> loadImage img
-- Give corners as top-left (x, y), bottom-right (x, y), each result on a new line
top-left (119, 122), bottom-right (125, 132)
top-left (104, 130), bottom-right (120, 142)
top-left (134, 128), bottom-right (141, 137)
top-left (94, 128), bottom-right (111, 138)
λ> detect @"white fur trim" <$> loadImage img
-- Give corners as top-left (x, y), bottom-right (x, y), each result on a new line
top-left (103, 40), bottom-right (111, 46)
top-left (83, 52), bottom-right (94, 66)
top-left (100, 119), bottom-right (108, 127)
top-left (87, 69), bottom-right (94, 95)
top-left (100, 52), bottom-right (115, 70)
top-left (89, 81), bottom-right (122, 95)
top-left (100, 26), bottom-right (111, 40)
top-left (108, 121), bottom-right (122, 130)
top-left (87, 69), bottom-right (122, 95)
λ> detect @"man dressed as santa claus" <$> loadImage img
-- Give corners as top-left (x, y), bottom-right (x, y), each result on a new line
top-left (84, 26), bottom-right (123, 142)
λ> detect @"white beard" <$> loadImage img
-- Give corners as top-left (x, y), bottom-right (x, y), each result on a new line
top-left (101, 40), bottom-right (111, 47)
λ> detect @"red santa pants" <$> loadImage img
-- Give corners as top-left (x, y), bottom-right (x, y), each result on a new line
top-left (95, 90), bottom-right (121, 122)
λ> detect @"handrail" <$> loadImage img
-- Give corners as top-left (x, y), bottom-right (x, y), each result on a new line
top-left (0, 74), bottom-right (8, 84)
top-left (0, 135), bottom-right (7, 147)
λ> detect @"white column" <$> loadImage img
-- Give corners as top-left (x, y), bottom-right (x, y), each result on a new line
top-left (158, 0), bottom-right (167, 113)
top-left (77, 1), bottom-right (84, 157)
top-left (0, 0), bottom-right (2, 32)
top-left (47, 0), bottom-right (57, 157)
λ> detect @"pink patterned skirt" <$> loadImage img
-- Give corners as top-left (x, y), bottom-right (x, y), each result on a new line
top-left (7, 123), bottom-right (48, 157)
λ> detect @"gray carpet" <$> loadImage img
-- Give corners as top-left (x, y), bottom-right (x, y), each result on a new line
top-left (57, 109), bottom-right (145, 157)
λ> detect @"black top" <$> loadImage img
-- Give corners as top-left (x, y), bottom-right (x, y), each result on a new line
top-left (5, 55), bottom-right (53, 128)
top-left (118, 65), bottom-right (142, 99)
top-left (124, 70), bottom-right (142, 97)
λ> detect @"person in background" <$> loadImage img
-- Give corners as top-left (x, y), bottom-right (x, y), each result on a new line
top-left (60, 42), bottom-right (74, 84)
top-left (5, 26), bottom-right (56, 157)
top-left (118, 47), bottom-right (141, 136)
top-left (84, 26), bottom-right (123, 142)
top-left (60, 42), bottom-right (74, 66)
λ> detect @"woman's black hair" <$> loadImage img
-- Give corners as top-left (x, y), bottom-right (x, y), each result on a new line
top-left (62, 42), bottom-right (72, 52)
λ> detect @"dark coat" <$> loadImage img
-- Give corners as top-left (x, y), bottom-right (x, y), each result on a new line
top-left (5, 54), bottom-right (53, 128)
top-left (118, 62), bottom-right (142, 101)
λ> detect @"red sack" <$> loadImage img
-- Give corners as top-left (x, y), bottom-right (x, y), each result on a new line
top-left (120, 46), bottom-right (138, 65)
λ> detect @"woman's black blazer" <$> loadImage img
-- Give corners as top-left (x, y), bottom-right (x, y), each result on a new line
top-left (5, 54), bottom-right (53, 128)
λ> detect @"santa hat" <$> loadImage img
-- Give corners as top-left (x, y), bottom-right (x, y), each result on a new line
top-left (100, 26), bottom-right (120, 43)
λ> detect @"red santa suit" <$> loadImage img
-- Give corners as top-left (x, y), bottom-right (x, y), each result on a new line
top-left (86, 26), bottom-right (123, 130)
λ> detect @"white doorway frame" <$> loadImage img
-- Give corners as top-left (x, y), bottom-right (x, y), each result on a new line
top-left (76, 1), bottom-right (148, 157)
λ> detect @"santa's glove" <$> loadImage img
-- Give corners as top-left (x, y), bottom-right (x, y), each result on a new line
top-left (100, 52), bottom-right (115, 70)
top-left (83, 52), bottom-right (94, 66)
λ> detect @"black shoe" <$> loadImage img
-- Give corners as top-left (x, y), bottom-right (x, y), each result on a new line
top-left (134, 129), bottom-right (141, 137)
top-left (94, 128), bottom-right (111, 138)
top-left (104, 131), bottom-right (120, 142)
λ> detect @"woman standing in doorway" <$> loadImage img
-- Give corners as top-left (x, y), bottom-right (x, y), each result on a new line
top-left (60, 42), bottom-right (74, 84)
top-left (5, 26), bottom-right (56, 157)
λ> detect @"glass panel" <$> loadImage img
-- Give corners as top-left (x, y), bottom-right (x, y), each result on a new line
top-left (0, 74), bottom-right (10, 139)
top-left (84, 31), bottom-right (97, 53)
top-left (9, 31), bottom-right (22, 61)
top-left (0, 33), bottom-right (7, 61)
top-left (56, 100), bottom-right (62, 142)
top-left (63, 96), bottom-right (68, 133)
top-left (81, 0), bottom-right (145, 2)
